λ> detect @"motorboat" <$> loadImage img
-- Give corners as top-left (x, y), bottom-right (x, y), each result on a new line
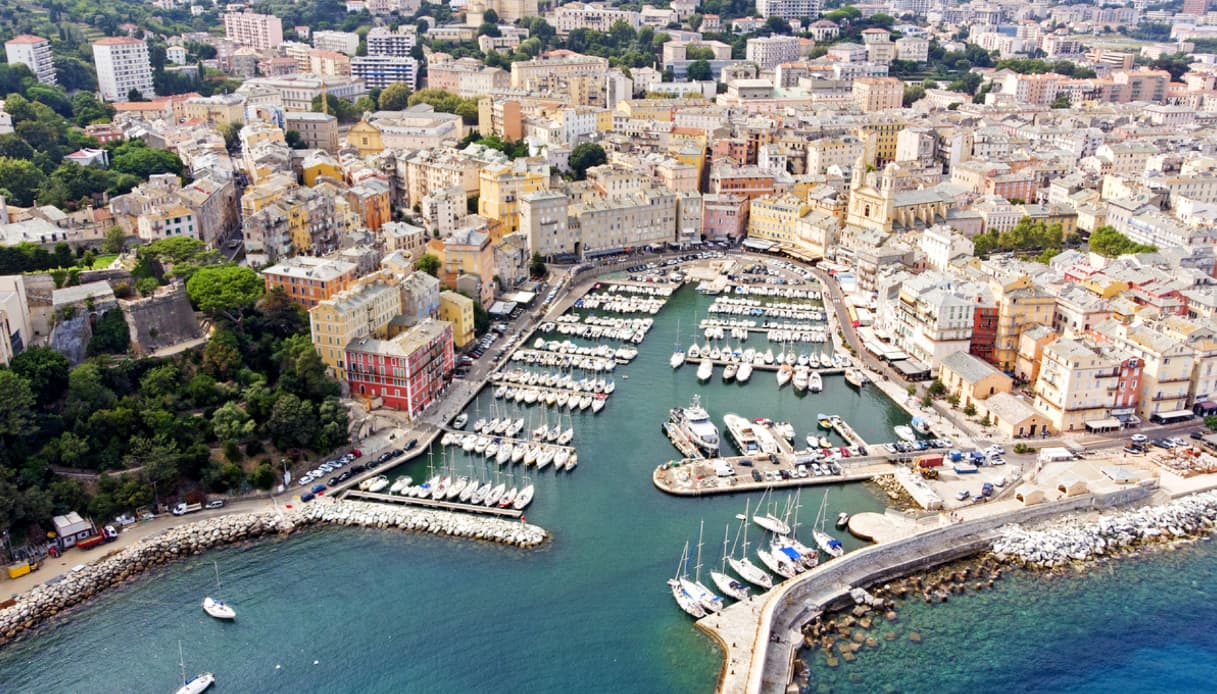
top-left (473, 418), bottom-right (486, 433)
top-left (365, 475), bottom-right (389, 493)
top-left (722, 363), bottom-right (737, 382)
top-left (792, 367), bottom-right (810, 392)
top-left (844, 368), bottom-right (867, 388)
top-left (808, 371), bottom-right (823, 393)
top-left (911, 416), bottom-right (932, 435)
top-left (894, 425), bottom-right (916, 442)
top-left (724, 413), bottom-right (761, 455)
top-left (669, 395), bottom-right (721, 455)
top-left (670, 349), bottom-right (686, 369)
top-left (836, 512), bottom-right (850, 529)
top-left (453, 413), bottom-right (468, 429)
top-left (817, 414), bottom-right (832, 429)
top-left (389, 477), bottom-right (410, 494)
top-left (697, 360), bottom-right (713, 381)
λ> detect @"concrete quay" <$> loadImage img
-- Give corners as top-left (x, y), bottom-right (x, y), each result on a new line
top-left (703, 484), bottom-right (1157, 694)
top-left (653, 456), bottom-right (893, 496)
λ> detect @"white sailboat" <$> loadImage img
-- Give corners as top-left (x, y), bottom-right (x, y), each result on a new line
top-left (513, 478), bottom-right (535, 510)
top-left (201, 561), bottom-right (235, 620)
top-left (752, 488), bottom-right (791, 535)
top-left (812, 490), bottom-right (845, 559)
top-left (669, 541), bottom-right (707, 619)
top-left (696, 359), bottom-right (713, 381)
top-left (710, 524), bottom-right (751, 602)
top-left (670, 319), bottom-right (686, 369)
top-left (681, 521), bottom-right (724, 614)
top-left (736, 362), bottom-right (753, 383)
top-left (730, 505), bottom-right (773, 589)
top-left (173, 641), bottom-right (215, 694)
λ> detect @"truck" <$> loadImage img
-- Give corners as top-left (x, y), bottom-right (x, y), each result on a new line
top-left (916, 454), bottom-right (944, 468)
top-left (171, 502), bottom-right (203, 516)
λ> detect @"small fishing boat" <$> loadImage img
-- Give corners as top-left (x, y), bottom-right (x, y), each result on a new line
top-left (894, 425), bottom-right (916, 442)
top-left (836, 512), bottom-right (850, 529)
top-left (453, 413), bottom-right (468, 429)
top-left (697, 360), bottom-right (713, 381)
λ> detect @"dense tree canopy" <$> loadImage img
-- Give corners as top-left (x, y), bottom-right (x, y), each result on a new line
top-left (1089, 226), bottom-right (1158, 257)
top-left (568, 143), bottom-right (607, 180)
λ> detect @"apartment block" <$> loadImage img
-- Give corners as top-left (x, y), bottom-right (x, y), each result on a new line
top-left (312, 30), bottom-right (360, 56)
top-left (479, 161), bottom-right (548, 237)
top-left (521, 190), bottom-right (574, 258)
top-left (367, 26), bottom-right (417, 56)
top-left (224, 10), bottom-right (284, 51)
top-left (852, 77), bottom-right (903, 113)
top-left (4, 35), bottom-right (55, 85)
top-left (93, 37), bottom-right (155, 102)
top-left (346, 319), bottom-right (454, 415)
top-left (439, 290), bottom-right (475, 348)
top-left (310, 277), bottom-right (403, 380)
top-left (351, 56), bottom-right (419, 90)
top-left (262, 256), bottom-right (359, 308)
top-left (1033, 338), bottom-right (1141, 433)
top-left (572, 189), bottom-right (677, 257)
top-left (745, 36), bottom-right (800, 70)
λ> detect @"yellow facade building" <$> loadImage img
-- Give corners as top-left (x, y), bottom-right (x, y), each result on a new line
top-left (439, 290), bottom-right (476, 348)
top-left (478, 162), bottom-right (547, 238)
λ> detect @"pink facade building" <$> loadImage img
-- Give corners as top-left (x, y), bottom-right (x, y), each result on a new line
top-left (701, 193), bottom-right (748, 241)
top-left (345, 319), bottom-right (454, 415)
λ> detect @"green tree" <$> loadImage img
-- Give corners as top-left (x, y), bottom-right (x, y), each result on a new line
top-left (928, 379), bottom-right (947, 396)
top-left (1089, 225), bottom-right (1157, 257)
top-left (530, 252), bottom-right (547, 277)
top-left (109, 140), bottom-right (184, 179)
top-left (568, 142), bottom-right (607, 180)
top-left (186, 265), bottom-right (263, 324)
top-left (0, 370), bottom-right (35, 440)
top-left (10, 346), bottom-right (70, 407)
top-left (1206, 415), bottom-right (1217, 431)
top-left (1050, 94), bottom-right (1070, 109)
top-left (63, 363), bottom-right (117, 427)
top-left (250, 461), bottom-right (276, 490)
top-left (218, 122), bottom-right (241, 150)
top-left (687, 59), bottom-right (713, 81)
top-left (378, 82), bottom-right (412, 110)
top-left (102, 225), bottom-right (127, 254)
top-left (87, 310), bottom-right (130, 356)
top-left (414, 253), bottom-right (441, 277)
top-left (0, 157), bottom-right (48, 206)
top-left (267, 392), bottom-right (316, 450)
top-left (903, 85), bottom-right (926, 106)
top-left (212, 402), bottom-right (256, 443)
top-left (313, 397), bottom-right (349, 451)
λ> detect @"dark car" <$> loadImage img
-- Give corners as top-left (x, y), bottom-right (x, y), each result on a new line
top-left (404, 438), bottom-right (418, 451)
top-left (337, 470), bottom-right (353, 482)
top-left (751, 469), bottom-right (762, 482)
top-left (350, 464), bottom-right (367, 474)
top-left (329, 476), bottom-right (341, 486)
top-left (311, 484), bottom-right (327, 494)
top-left (1192, 431), bottom-right (1206, 440)
top-left (300, 492), bottom-right (316, 503)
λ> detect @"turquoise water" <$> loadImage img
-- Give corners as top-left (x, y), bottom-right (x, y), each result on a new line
top-left (0, 285), bottom-right (906, 693)
top-left (803, 539), bottom-right (1217, 694)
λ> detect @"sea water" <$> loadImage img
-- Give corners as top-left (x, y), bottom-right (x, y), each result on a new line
top-left (0, 284), bottom-right (916, 693)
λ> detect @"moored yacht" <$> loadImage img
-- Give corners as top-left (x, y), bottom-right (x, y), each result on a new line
top-left (696, 360), bottom-right (713, 381)
top-left (670, 394), bottom-right (721, 455)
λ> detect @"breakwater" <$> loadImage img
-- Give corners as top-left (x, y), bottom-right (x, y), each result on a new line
top-left (993, 489), bottom-right (1217, 568)
top-left (0, 499), bottom-right (546, 647)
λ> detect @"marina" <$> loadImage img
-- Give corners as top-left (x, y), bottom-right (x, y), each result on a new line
top-left (0, 267), bottom-right (919, 694)
top-left (345, 489), bottom-right (525, 518)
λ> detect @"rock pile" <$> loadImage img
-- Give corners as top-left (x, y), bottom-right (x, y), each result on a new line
top-left (993, 490), bottom-right (1217, 567)
top-left (0, 499), bottom-right (546, 647)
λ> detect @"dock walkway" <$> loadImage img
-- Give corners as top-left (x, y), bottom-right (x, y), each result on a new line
top-left (344, 490), bottom-right (524, 518)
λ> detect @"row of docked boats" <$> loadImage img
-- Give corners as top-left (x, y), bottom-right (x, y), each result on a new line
top-left (573, 295), bottom-right (666, 314)
top-left (492, 384), bottom-right (608, 413)
top-left (538, 316), bottom-right (654, 343)
top-left (381, 466), bottom-right (537, 511)
top-left (439, 432), bottom-right (577, 471)
top-left (529, 338), bottom-right (640, 362)
top-left (508, 349), bottom-right (620, 371)
top-left (593, 281), bottom-right (676, 297)
top-left (724, 285), bottom-right (820, 299)
top-left (708, 297), bottom-right (825, 322)
top-left (493, 367), bottom-right (616, 392)
top-left (668, 491), bottom-right (848, 619)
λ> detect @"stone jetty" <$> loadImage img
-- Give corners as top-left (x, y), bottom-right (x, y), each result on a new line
top-left (0, 499), bottom-right (547, 647)
top-left (993, 490), bottom-right (1217, 568)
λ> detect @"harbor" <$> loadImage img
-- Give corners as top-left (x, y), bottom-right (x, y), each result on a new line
top-left (0, 261), bottom-right (923, 694)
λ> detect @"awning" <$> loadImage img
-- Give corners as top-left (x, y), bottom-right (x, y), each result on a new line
top-left (585, 247), bottom-right (626, 258)
top-left (1151, 409), bottom-right (1194, 422)
top-left (1084, 418), bottom-right (1122, 431)
top-left (742, 238), bottom-right (777, 251)
top-left (892, 359), bottom-right (930, 379)
top-left (1195, 400), bottom-right (1217, 415)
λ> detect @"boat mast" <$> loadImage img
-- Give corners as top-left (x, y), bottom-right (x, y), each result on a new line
top-left (178, 640), bottom-right (186, 685)
top-left (721, 524), bottom-right (731, 572)
top-left (213, 560), bottom-right (221, 592)
top-left (694, 519), bottom-right (705, 584)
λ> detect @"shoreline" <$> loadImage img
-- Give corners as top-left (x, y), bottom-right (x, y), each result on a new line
top-left (0, 498), bottom-right (547, 648)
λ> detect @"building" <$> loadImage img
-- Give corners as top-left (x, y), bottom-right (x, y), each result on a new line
top-left (284, 112), bottom-right (340, 152)
top-left (1092, 320), bottom-right (1195, 423)
top-left (1033, 337), bottom-right (1141, 433)
top-left (346, 319), bottom-right (454, 415)
top-left (350, 55), bottom-right (419, 90)
top-left (756, 0), bottom-right (822, 20)
top-left (938, 351), bottom-right (1013, 409)
top-left (552, 3), bottom-right (641, 35)
top-left (4, 35), bottom-right (55, 85)
top-left (312, 30), bottom-right (360, 56)
top-left (990, 274), bottom-right (1056, 372)
top-left (520, 190), bottom-right (573, 258)
top-left (439, 290), bottom-right (475, 348)
top-left (183, 94), bottom-right (247, 126)
top-left (93, 37), bottom-right (155, 102)
top-left (135, 204), bottom-right (197, 241)
top-left (571, 189), bottom-right (677, 257)
top-left (346, 105), bottom-right (462, 155)
top-left (745, 36), bottom-right (801, 70)
top-left (747, 194), bottom-right (807, 248)
top-left (366, 26), bottom-right (417, 56)
top-left (224, 10), bottom-right (284, 50)
top-left (427, 227), bottom-right (496, 307)
top-left (852, 77), bottom-right (903, 112)
top-left (479, 161), bottom-right (547, 237)
top-left (261, 256), bottom-right (359, 308)
top-left (310, 277), bottom-right (402, 380)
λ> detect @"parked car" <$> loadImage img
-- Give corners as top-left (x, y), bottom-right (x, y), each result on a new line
top-left (1151, 439), bottom-right (1174, 449)
top-left (404, 438), bottom-right (418, 451)
top-left (204, 500), bottom-right (225, 510)
top-left (956, 489), bottom-right (970, 501)
top-left (300, 492), bottom-right (316, 503)
top-left (1130, 434), bottom-right (1149, 444)
top-left (311, 484), bottom-right (327, 494)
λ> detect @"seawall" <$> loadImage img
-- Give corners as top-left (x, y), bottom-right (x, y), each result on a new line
top-left (704, 484), bottom-right (1156, 694)
top-left (0, 498), bottom-right (547, 648)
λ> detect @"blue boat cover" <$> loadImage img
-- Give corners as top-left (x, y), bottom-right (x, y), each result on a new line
top-left (780, 546), bottom-right (801, 560)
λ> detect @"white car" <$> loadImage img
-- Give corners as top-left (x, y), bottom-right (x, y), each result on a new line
top-left (986, 445), bottom-right (1006, 455)
top-left (1130, 434), bottom-right (1149, 444)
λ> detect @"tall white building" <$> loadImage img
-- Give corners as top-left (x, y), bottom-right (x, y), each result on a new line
top-left (223, 10), bottom-right (284, 51)
top-left (745, 36), bottom-right (801, 70)
top-left (366, 26), bottom-right (417, 56)
top-left (92, 37), bottom-right (155, 103)
top-left (756, 0), bottom-right (821, 20)
top-left (312, 30), bottom-right (360, 56)
top-left (350, 55), bottom-right (419, 90)
top-left (4, 35), bottom-right (55, 85)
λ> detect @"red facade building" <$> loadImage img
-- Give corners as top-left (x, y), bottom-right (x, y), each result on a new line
top-left (969, 304), bottom-right (999, 365)
top-left (345, 319), bottom-right (454, 415)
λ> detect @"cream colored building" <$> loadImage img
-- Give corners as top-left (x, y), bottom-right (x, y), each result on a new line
top-left (852, 77), bottom-right (904, 113)
top-left (1033, 338), bottom-right (1121, 433)
top-left (309, 277), bottom-right (402, 381)
top-left (520, 190), bottom-right (573, 257)
top-left (1092, 319), bottom-right (1196, 421)
top-left (439, 290), bottom-right (476, 348)
top-left (478, 161), bottom-right (548, 236)
top-left (572, 190), bottom-right (676, 256)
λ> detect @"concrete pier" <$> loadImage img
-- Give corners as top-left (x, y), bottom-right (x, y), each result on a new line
top-left (344, 489), bottom-right (524, 518)
top-left (653, 455), bottom-right (893, 496)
